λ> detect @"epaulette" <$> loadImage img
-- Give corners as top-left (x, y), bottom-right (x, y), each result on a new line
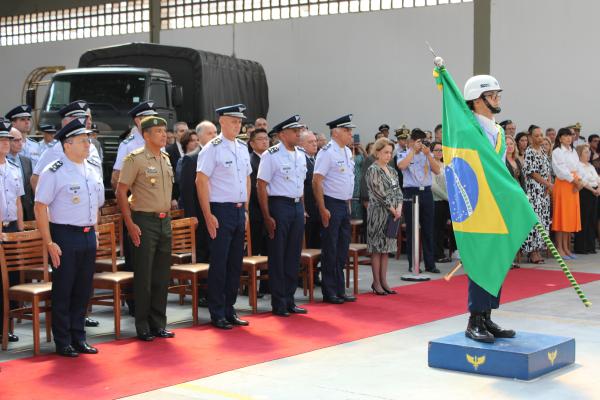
top-left (87, 158), bottom-right (100, 167)
top-left (236, 138), bottom-right (248, 146)
top-left (48, 139), bottom-right (58, 148)
top-left (124, 148), bottom-right (144, 162)
top-left (122, 135), bottom-right (135, 144)
top-left (6, 158), bottom-right (18, 168)
top-left (322, 142), bottom-right (332, 150)
top-left (267, 145), bottom-right (280, 154)
top-left (49, 160), bottom-right (63, 172)
top-left (26, 137), bottom-right (37, 144)
top-left (211, 137), bottom-right (222, 145)
top-left (297, 146), bottom-right (307, 154)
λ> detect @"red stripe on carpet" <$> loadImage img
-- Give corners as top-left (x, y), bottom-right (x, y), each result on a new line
top-left (1, 269), bottom-right (598, 399)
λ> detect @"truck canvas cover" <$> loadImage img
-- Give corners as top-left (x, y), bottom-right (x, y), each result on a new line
top-left (79, 42), bottom-right (269, 124)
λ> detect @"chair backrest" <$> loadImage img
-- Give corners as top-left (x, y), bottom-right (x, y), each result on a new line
top-left (98, 213), bottom-right (124, 255)
top-left (0, 230), bottom-right (49, 295)
top-left (100, 204), bottom-right (119, 216)
top-left (95, 223), bottom-right (118, 272)
top-left (169, 209), bottom-right (185, 220)
top-left (23, 220), bottom-right (37, 231)
top-left (171, 217), bottom-right (196, 263)
top-left (244, 219), bottom-right (252, 256)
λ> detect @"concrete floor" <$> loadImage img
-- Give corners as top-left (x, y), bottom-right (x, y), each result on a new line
top-left (2, 253), bottom-right (599, 399)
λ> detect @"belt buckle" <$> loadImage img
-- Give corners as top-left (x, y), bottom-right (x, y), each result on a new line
top-left (235, 203), bottom-right (242, 208)
top-left (158, 212), bottom-right (167, 219)
top-left (419, 186), bottom-right (425, 191)
top-left (294, 197), bottom-right (300, 203)
top-left (83, 226), bottom-right (91, 233)
top-left (2, 222), bottom-right (9, 227)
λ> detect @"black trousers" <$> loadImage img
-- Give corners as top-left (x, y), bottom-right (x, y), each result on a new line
top-left (250, 215), bottom-right (269, 293)
top-left (434, 200), bottom-right (455, 259)
top-left (574, 188), bottom-right (598, 253)
top-left (267, 197), bottom-right (304, 312)
top-left (0, 222), bottom-right (19, 332)
top-left (468, 278), bottom-right (501, 313)
top-left (403, 187), bottom-right (436, 271)
top-left (207, 203), bottom-right (245, 320)
top-left (50, 224), bottom-right (96, 349)
top-left (320, 196), bottom-right (351, 299)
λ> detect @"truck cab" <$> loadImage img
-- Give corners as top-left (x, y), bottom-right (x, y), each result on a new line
top-left (38, 67), bottom-right (180, 180)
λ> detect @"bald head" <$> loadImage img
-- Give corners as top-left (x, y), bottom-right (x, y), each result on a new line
top-left (195, 120), bottom-right (217, 146)
top-left (9, 128), bottom-right (22, 156)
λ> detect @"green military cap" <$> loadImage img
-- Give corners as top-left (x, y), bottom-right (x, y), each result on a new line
top-left (140, 116), bottom-right (167, 131)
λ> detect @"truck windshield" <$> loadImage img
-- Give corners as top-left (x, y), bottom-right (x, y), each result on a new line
top-left (45, 73), bottom-right (146, 113)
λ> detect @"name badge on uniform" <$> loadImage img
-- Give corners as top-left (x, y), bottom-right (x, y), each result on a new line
top-left (68, 184), bottom-right (81, 204)
top-left (336, 160), bottom-right (345, 172)
top-left (146, 166), bottom-right (158, 185)
top-left (223, 160), bottom-right (233, 168)
top-left (281, 165), bottom-right (291, 180)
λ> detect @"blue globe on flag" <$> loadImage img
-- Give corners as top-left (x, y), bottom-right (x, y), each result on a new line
top-left (445, 157), bottom-right (479, 223)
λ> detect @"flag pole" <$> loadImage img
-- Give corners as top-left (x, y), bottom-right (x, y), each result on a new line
top-left (534, 223), bottom-right (592, 307)
top-left (444, 262), bottom-right (462, 281)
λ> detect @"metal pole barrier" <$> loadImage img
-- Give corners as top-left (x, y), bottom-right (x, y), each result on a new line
top-left (401, 194), bottom-right (430, 282)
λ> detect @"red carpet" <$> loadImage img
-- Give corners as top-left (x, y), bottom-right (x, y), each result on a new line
top-left (1, 269), bottom-right (598, 399)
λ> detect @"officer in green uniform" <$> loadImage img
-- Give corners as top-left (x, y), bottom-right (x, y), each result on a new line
top-left (116, 116), bottom-right (175, 341)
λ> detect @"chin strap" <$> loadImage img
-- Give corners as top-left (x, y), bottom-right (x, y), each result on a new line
top-left (482, 96), bottom-right (501, 114)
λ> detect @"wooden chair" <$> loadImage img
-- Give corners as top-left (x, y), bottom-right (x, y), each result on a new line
top-left (22, 220), bottom-right (37, 231)
top-left (100, 204), bottom-right (119, 216)
top-left (96, 214), bottom-right (126, 271)
top-left (300, 248), bottom-right (320, 302)
top-left (90, 223), bottom-right (133, 339)
top-left (0, 230), bottom-right (52, 355)
top-left (240, 220), bottom-right (268, 314)
top-left (168, 217), bottom-right (209, 325)
top-left (345, 243), bottom-right (369, 295)
top-left (169, 209), bottom-right (185, 220)
top-left (350, 219), bottom-right (364, 243)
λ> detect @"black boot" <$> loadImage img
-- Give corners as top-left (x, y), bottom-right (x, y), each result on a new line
top-left (484, 310), bottom-right (516, 338)
top-left (465, 312), bottom-right (495, 343)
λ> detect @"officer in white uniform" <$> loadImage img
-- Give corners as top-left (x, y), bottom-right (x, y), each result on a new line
top-left (32, 101), bottom-right (103, 189)
top-left (196, 104), bottom-right (252, 330)
top-left (257, 115), bottom-right (307, 317)
top-left (312, 114), bottom-right (357, 304)
top-left (34, 117), bottom-right (105, 357)
top-left (111, 101), bottom-right (158, 188)
top-left (38, 124), bottom-right (58, 155)
top-left (0, 118), bottom-right (25, 343)
top-left (5, 105), bottom-right (40, 167)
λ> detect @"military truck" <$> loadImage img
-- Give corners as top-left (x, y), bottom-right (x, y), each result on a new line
top-left (36, 42), bottom-right (269, 181)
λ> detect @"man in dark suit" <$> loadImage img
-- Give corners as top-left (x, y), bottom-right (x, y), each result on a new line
top-left (8, 128), bottom-right (34, 221)
top-left (298, 130), bottom-right (320, 248)
top-left (180, 121), bottom-right (217, 263)
top-left (166, 121), bottom-right (189, 208)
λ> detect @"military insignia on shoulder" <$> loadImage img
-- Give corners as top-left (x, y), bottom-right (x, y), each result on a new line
top-left (236, 138), bottom-right (248, 146)
top-left (267, 145), bottom-right (280, 154)
top-left (49, 160), bottom-right (63, 172)
top-left (49, 139), bottom-right (58, 147)
top-left (6, 158), bottom-right (18, 168)
top-left (87, 158), bottom-right (100, 167)
top-left (211, 137), bottom-right (222, 145)
top-left (122, 135), bottom-right (135, 144)
top-left (322, 142), bottom-right (332, 150)
top-left (131, 148), bottom-right (144, 155)
top-left (297, 146), bottom-right (307, 154)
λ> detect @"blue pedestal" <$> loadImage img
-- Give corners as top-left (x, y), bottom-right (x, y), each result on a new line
top-left (428, 331), bottom-right (575, 380)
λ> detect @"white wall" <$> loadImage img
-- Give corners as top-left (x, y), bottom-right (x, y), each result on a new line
top-left (162, 3), bottom-right (474, 139)
top-left (0, 33), bottom-right (148, 116)
top-left (491, 0), bottom-right (600, 135)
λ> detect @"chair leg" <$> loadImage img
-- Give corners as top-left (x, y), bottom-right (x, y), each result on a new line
top-left (32, 298), bottom-right (41, 356)
top-left (302, 264), bottom-right (307, 297)
top-left (353, 253), bottom-right (359, 295)
top-left (346, 255), bottom-right (351, 289)
top-left (308, 260), bottom-right (314, 302)
top-left (250, 266), bottom-right (257, 314)
top-left (114, 283), bottom-right (122, 339)
top-left (192, 274), bottom-right (199, 325)
top-left (2, 311), bottom-right (8, 351)
top-left (45, 300), bottom-right (52, 342)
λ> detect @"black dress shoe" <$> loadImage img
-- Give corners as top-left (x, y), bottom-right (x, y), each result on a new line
top-left (323, 296), bottom-right (344, 304)
top-left (1, 333), bottom-right (19, 342)
top-left (152, 329), bottom-right (175, 338)
top-left (426, 268), bottom-right (441, 273)
top-left (72, 341), bottom-right (99, 354)
top-left (57, 345), bottom-right (79, 357)
top-left (211, 318), bottom-right (233, 330)
top-left (484, 311), bottom-right (516, 338)
top-left (272, 309), bottom-right (291, 317)
top-left (465, 313), bottom-right (495, 343)
top-left (340, 294), bottom-right (356, 302)
top-left (227, 315), bottom-right (250, 326)
top-left (198, 297), bottom-right (209, 308)
top-left (137, 332), bottom-right (156, 341)
top-left (288, 305), bottom-right (308, 314)
top-left (85, 317), bottom-right (100, 327)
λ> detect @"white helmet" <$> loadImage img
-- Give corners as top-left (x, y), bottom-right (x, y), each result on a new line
top-left (463, 75), bottom-right (502, 101)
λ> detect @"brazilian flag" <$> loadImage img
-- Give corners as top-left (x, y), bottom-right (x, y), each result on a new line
top-left (434, 66), bottom-right (537, 296)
